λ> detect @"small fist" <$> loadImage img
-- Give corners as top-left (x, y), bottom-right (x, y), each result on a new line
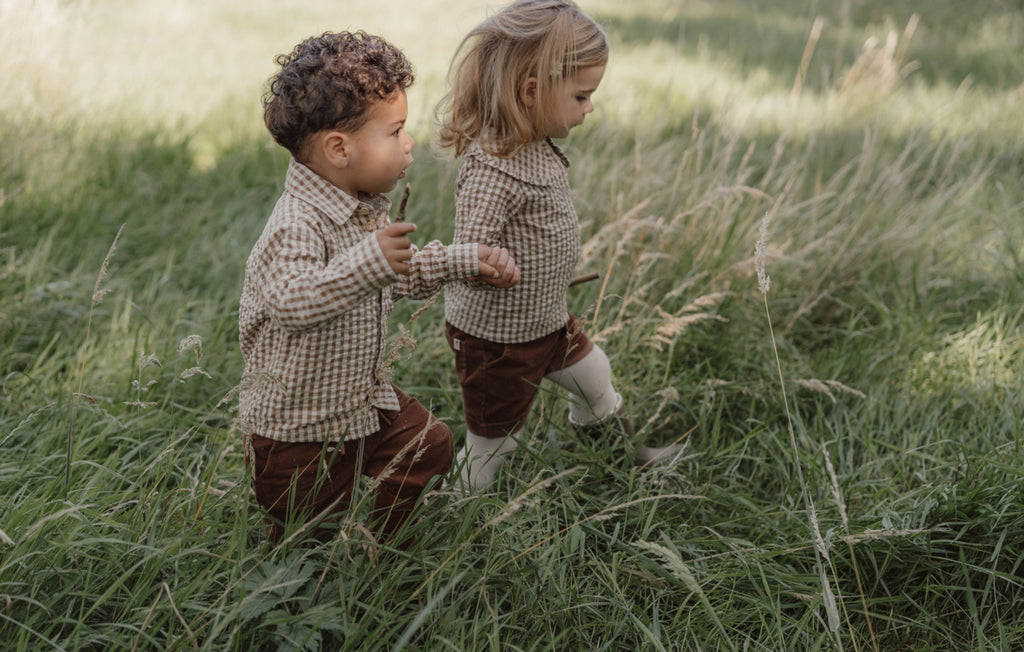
top-left (476, 245), bottom-right (520, 288)
top-left (377, 222), bottom-right (417, 275)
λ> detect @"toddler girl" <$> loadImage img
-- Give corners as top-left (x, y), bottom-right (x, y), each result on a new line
top-left (437, 0), bottom-right (670, 492)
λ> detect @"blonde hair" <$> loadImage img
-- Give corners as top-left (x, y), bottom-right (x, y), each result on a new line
top-left (436, 0), bottom-right (608, 158)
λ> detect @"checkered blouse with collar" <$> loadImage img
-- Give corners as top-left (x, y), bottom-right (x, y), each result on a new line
top-left (444, 138), bottom-right (581, 344)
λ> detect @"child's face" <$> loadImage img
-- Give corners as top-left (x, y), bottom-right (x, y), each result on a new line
top-left (541, 65), bottom-right (605, 139)
top-left (343, 90), bottom-right (415, 195)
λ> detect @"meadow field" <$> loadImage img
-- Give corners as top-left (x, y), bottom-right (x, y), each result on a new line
top-left (1, 0), bottom-right (1023, 649)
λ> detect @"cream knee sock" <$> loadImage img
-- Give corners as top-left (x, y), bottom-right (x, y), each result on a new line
top-left (544, 345), bottom-right (620, 425)
top-left (454, 430), bottom-right (520, 493)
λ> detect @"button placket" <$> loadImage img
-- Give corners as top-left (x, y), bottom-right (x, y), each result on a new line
top-left (356, 203), bottom-right (377, 233)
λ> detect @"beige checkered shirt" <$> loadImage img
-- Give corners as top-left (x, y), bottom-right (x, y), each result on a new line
top-left (239, 159), bottom-right (479, 443)
top-left (444, 138), bottom-right (580, 343)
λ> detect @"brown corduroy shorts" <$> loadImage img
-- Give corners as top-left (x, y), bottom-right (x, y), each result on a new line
top-left (445, 314), bottom-right (594, 439)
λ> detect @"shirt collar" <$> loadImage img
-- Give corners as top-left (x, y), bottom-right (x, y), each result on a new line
top-left (466, 138), bottom-right (570, 186)
top-left (284, 158), bottom-right (391, 226)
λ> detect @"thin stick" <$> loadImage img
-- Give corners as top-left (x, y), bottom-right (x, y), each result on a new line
top-left (568, 272), bottom-right (600, 288)
top-left (396, 184), bottom-right (411, 221)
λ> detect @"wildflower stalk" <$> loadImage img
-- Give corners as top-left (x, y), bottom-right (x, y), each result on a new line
top-left (756, 209), bottom-right (846, 647)
top-left (66, 224), bottom-right (124, 495)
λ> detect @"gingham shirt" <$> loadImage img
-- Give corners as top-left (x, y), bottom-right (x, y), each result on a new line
top-left (444, 138), bottom-right (580, 343)
top-left (239, 159), bottom-right (479, 443)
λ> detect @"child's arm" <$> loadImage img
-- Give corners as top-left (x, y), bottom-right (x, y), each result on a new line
top-left (448, 160), bottom-right (525, 292)
top-left (255, 218), bottom-right (397, 333)
top-left (393, 235), bottom-right (519, 300)
top-left (452, 163), bottom-right (521, 250)
top-left (389, 159), bottom-right (523, 299)
top-left (381, 222), bottom-right (520, 295)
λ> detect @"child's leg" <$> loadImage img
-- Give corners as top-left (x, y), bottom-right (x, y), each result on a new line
top-left (455, 428), bottom-right (521, 492)
top-left (445, 323), bottom-right (548, 493)
top-left (362, 387), bottom-right (454, 545)
top-left (249, 435), bottom-right (359, 543)
top-left (545, 344), bottom-right (684, 465)
top-left (544, 344), bottom-right (621, 425)
top-left (249, 389), bottom-right (452, 545)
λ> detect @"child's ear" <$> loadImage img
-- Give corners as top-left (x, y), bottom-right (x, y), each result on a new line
top-left (321, 130), bottom-right (350, 168)
top-left (518, 77), bottom-right (537, 108)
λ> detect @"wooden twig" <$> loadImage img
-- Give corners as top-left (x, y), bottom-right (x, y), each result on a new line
top-left (396, 184), bottom-right (411, 221)
top-left (568, 272), bottom-right (600, 288)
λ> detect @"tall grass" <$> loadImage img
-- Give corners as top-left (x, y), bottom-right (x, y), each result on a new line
top-left (2, 0), bottom-right (1023, 649)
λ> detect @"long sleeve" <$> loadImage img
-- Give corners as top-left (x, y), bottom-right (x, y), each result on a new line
top-left (252, 215), bottom-right (395, 334)
top-left (394, 240), bottom-right (481, 300)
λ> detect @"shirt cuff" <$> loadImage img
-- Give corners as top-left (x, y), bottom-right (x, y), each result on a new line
top-left (448, 243), bottom-right (480, 280)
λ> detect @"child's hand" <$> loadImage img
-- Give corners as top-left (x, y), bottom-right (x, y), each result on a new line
top-left (476, 245), bottom-right (520, 288)
top-left (377, 222), bottom-right (417, 275)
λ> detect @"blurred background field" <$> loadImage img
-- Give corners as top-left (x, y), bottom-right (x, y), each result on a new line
top-left (1, 0), bottom-right (1023, 649)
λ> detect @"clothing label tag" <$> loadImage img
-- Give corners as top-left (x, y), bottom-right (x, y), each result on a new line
top-left (452, 338), bottom-right (461, 351)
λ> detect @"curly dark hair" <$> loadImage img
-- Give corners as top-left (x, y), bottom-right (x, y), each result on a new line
top-left (263, 31), bottom-right (414, 158)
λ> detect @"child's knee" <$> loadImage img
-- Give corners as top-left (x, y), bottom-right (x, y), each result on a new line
top-left (423, 416), bottom-right (455, 475)
top-left (547, 346), bottom-right (619, 422)
top-left (398, 416), bottom-right (454, 483)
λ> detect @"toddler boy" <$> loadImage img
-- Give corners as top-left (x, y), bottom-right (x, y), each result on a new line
top-left (239, 31), bottom-right (518, 544)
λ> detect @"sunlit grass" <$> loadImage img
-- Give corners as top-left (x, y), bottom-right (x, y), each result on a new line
top-left (2, 0), bottom-right (1023, 649)
top-left (4, 0), bottom-right (1021, 154)
top-left (0, 0), bottom-right (486, 133)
